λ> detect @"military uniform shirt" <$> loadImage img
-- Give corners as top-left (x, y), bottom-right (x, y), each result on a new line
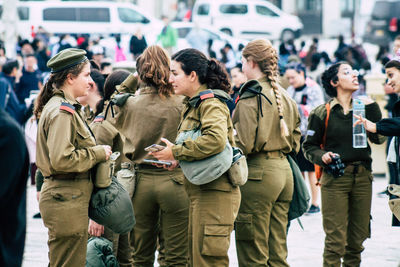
top-left (171, 85), bottom-right (235, 161)
top-left (36, 89), bottom-right (106, 177)
top-left (232, 77), bottom-right (301, 156)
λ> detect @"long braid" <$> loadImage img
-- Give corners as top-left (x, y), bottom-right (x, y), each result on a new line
top-left (262, 47), bottom-right (289, 137)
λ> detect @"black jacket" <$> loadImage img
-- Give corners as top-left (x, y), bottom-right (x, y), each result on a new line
top-left (0, 108), bottom-right (29, 267)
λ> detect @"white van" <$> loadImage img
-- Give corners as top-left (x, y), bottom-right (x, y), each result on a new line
top-left (192, 0), bottom-right (303, 41)
top-left (0, 1), bottom-right (163, 44)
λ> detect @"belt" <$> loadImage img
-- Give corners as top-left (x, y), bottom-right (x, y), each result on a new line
top-left (135, 164), bottom-right (161, 170)
top-left (344, 161), bottom-right (364, 174)
top-left (256, 150), bottom-right (285, 159)
top-left (45, 172), bottom-right (90, 180)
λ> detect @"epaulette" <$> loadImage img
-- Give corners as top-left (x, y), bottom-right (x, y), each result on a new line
top-left (104, 93), bottom-right (134, 120)
top-left (189, 89), bottom-right (231, 108)
top-left (59, 102), bottom-right (75, 114)
top-left (237, 79), bottom-right (272, 117)
top-left (112, 93), bottom-right (133, 107)
top-left (93, 115), bottom-right (104, 123)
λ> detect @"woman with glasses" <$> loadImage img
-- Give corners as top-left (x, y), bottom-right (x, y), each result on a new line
top-left (285, 62), bottom-right (325, 213)
top-left (303, 62), bottom-right (386, 267)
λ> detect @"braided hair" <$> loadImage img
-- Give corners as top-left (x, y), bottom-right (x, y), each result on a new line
top-left (242, 39), bottom-right (289, 137)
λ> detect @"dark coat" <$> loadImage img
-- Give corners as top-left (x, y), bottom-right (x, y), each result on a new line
top-left (0, 108), bottom-right (29, 267)
top-left (376, 99), bottom-right (400, 226)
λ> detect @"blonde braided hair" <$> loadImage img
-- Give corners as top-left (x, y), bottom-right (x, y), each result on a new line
top-left (242, 39), bottom-right (289, 137)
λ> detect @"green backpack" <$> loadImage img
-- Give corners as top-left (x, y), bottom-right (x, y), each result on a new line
top-left (287, 153), bottom-right (310, 221)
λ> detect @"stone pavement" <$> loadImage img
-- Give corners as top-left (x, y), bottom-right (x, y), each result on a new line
top-left (23, 176), bottom-right (400, 267)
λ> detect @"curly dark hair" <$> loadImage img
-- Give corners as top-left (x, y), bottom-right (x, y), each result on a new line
top-left (321, 62), bottom-right (347, 98)
top-left (172, 48), bottom-right (231, 93)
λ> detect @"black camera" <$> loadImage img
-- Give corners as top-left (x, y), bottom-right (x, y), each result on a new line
top-left (325, 155), bottom-right (345, 178)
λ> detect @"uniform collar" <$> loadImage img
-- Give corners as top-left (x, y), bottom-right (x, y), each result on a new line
top-left (53, 88), bottom-right (82, 109)
top-left (191, 84), bottom-right (208, 99)
top-left (139, 86), bottom-right (158, 95)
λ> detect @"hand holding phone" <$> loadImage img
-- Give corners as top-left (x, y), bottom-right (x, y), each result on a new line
top-left (144, 144), bottom-right (166, 152)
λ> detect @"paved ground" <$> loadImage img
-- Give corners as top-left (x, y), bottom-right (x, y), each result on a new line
top-left (23, 176), bottom-right (400, 267)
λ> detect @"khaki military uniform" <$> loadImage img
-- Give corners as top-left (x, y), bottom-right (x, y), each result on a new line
top-left (36, 89), bottom-right (107, 267)
top-left (171, 85), bottom-right (241, 267)
top-left (232, 77), bottom-right (301, 267)
top-left (303, 98), bottom-right (385, 267)
top-left (109, 86), bottom-right (189, 267)
top-left (90, 109), bottom-right (133, 267)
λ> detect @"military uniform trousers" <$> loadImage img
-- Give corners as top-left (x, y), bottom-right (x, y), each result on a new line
top-left (131, 167), bottom-right (189, 267)
top-left (235, 152), bottom-right (293, 267)
top-left (321, 163), bottom-right (372, 267)
top-left (184, 173), bottom-right (241, 267)
top-left (39, 177), bottom-right (93, 267)
top-left (103, 227), bottom-right (132, 267)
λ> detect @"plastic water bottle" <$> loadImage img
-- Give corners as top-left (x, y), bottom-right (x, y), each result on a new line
top-left (353, 98), bottom-right (367, 148)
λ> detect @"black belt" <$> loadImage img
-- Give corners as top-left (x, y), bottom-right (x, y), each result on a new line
top-left (135, 164), bottom-right (161, 170)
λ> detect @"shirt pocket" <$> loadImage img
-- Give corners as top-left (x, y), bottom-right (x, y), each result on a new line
top-left (76, 128), bottom-right (95, 148)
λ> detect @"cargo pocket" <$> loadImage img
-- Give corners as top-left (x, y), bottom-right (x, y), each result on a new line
top-left (247, 164), bottom-right (263, 181)
top-left (201, 224), bottom-right (231, 256)
top-left (234, 213), bottom-right (253, 240)
top-left (171, 173), bottom-right (185, 185)
top-left (50, 187), bottom-right (83, 202)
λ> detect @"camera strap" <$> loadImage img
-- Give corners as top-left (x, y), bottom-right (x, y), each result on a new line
top-left (315, 102), bottom-right (331, 184)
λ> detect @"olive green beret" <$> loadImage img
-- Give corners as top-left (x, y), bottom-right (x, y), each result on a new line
top-left (47, 48), bottom-right (88, 73)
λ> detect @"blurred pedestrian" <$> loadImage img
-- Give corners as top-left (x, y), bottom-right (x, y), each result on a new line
top-left (0, 108), bottom-right (30, 267)
top-left (304, 62), bottom-right (386, 266)
top-left (233, 39), bottom-right (301, 267)
top-left (285, 62), bottom-right (324, 213)
top-left (129, 28), bottom-right (147, 60)
top-left (157, 16), bottom-right (178, 56)
top-left (0, 59), bottom-right (31, 125)
top-left (114, 34), bottom-right (127, 63)
top-left (16, 54), bottom-right (41, 104)
top-left (108, 46), bottom-right (189, 266)
top-left (34, 48), bottom-right (112, 266)
top-left (229, 63), bottom-right (246, 105)
top-left (152, 48), bottom-right (240, 266)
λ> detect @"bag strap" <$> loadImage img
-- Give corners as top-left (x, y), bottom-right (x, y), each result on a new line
top-left (321, 102), bottom-right (331, 149)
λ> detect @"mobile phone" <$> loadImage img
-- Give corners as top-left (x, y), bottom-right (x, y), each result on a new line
top-left (142, 159), bottom-right (172, 166)
top-left (144, 144), bottom-right (166, 152)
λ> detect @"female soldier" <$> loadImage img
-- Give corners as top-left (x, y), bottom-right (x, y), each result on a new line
top-left (108, 45), bottom-right (189, 266)
top-left (303, 62), bottom-right (385, 266)
top-left (88, 69), bottom-right (133, 267)
top-left (34, 48), bottom-right (112, 266)
top-left (152, 48), bottom-right (241, 266)
top-left (232, 39), bottom-right (301, 266)
top-left (285, 62), bottom-right (325, 213)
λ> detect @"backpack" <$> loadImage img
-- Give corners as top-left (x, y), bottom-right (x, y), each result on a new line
top-left (287, 153), bottom-right (310, 221)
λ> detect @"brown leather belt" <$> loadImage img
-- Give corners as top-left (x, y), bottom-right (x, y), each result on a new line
top-left (45, 172), bottom-right (90, 180)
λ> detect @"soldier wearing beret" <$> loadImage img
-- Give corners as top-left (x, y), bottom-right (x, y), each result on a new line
top-left (34, 48), bottom-right (112, 266)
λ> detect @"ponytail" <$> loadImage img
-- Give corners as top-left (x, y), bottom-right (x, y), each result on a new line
top-left (172, 48), bottom-right (231, 92)
top-left (206, 59), bottom-right (231, 93)
top-left (34, 75), bottom-right (55, 119)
